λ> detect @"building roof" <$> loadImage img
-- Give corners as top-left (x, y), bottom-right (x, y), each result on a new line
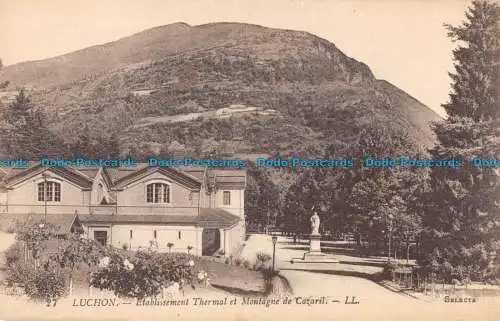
top-left (79, 214), bottom-right (198, 225)
top-left (198, 208), bottom-right (241, 229)
top-left (0, 162), bottom-right (246, 190)
top-left (79, 208), bottom-right (241, 229)
top-left (0, 213), bottom-right (82, 235)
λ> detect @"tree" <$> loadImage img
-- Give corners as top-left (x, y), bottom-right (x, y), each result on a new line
top-left (334, 124), bottom-right (422, 250)
top-left (282, 169), bottom-right (322, 235)
top-left (245, 162), bottom-right (281, 232)
top-left (442, 0), bottom-right (499, 120)
top-left (419, 0), bottom-right (500, 282)
top-left (1, 90), bottom-right (56, 158)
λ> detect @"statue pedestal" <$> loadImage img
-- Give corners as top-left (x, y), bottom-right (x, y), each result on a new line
top-left (291, 234), bottom-right (339, 264)
top-left (308, 234), bottom-right (322, 253)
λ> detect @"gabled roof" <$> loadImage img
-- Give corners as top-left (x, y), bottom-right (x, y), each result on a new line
top-left (2, 163), bottom-right (94, 189)
top-left (0, 162), bottom-right (246, 190)
top-left (112, 166), bottom-right (202, 190)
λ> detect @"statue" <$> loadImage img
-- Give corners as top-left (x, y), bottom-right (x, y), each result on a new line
top-left (310, 211), bottom-right (320, 235)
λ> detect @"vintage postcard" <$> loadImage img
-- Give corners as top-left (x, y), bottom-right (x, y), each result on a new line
top-left (0, 0), bottom-right (498, 320)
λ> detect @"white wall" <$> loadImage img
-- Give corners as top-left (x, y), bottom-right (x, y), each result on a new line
top-left (116, 172), bottom-right (200, 215)
top-left (0, 191), bottom-right (7, 213)
top-left (214, 189), bottom-right (244, 218)
top-left (111, 224), bottom-right (202, 255)
top-left (6, 172), bottom-right (89, 214)
top-left (221, 220), bottom-right (245, 256)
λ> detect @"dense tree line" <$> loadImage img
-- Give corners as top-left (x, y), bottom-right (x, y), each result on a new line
top-left (276, 124), bottom-right (427, 259)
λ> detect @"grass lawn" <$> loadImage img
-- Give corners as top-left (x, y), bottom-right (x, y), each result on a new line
top-left (191, 256), bottom-right (265, 294)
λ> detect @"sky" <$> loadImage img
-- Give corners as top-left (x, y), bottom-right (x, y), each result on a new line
top-left (0, 0), bottom-right (475, 117)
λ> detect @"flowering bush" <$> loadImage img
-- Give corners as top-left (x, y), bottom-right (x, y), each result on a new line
top-left (23, 266), bottom-right (68, 306)
top-left (15, 221), bottom-right (57, 264)
top-left (196, 270), bottom-right (210, 286)
top-left (90, 249), bottom-right (196, 299)
top-left (6, 259), bottom-right (68, 306)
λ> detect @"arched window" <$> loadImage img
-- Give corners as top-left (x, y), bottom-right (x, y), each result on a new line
top-left (37, 181), bottom-right (61, 202)
top-left (146, 183), bottom-right (170, 203)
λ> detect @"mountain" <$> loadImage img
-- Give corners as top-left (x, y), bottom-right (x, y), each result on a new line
top-left (0, 22), bottom-right (441, 160)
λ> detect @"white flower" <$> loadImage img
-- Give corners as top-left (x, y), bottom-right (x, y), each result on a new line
top-left (188, 260), bottom-right (195, 267)
top-left (123, 259), bottom-right (134, 271)
top-left (197, 270), bottom-right (207, 281)
top-left (99, 256), bottom-right (110, 268)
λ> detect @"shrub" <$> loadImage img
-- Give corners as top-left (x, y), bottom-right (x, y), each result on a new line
top-left (234, 258), bottom-right (242, 266)
top-left (224, 257), bottom-right (230, 265)
top-left (5, 261), bottom-right (34, 286)
top-left (5, 242), bottom-right (23, 267)
top-left (90, 249), bottom-right (196, 299)
top-left (256, 252), bottom-right (272, 263)
top-left (242, 260), bottom-right (251, 269)
top-left (122, 243), bottom-right (129, 250)
top-left (6, 260), bottom-right (68, 306)
top-left (24, 267), bottom-right (68, 306)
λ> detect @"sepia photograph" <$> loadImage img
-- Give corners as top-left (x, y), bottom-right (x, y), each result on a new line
top-left (0, 0), bottom-right (498, 320)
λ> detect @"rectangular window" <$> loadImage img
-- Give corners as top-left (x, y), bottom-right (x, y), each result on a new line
top-left (146, 183), bottom-right (170, 203)
top-left (163, 185), bottom-right (169, 203)
top-left (54, 183), bottom-right (61, 202)
top-left (154, 230), bottom-right (157, 239)
top-left (38, 183), bottom-right (44, 201)
top-left (37, 181), bottom-right (61, 202)
top-left (146, 184), bottom-right (154, 203)
top-left (154, 184), bottom-right (161, 203)
top-left (178, 231), bottom-right (181, 240)
top-left (223, 191), bottom-right (231, 205)
top-left (94, 231), bottom-right (107, 246)
top-left (46, 182), bottom-right (53, 201)
top-left (129, 230), bottom-right (133, 239)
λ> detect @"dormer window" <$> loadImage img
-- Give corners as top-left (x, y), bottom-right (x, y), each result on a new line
top-left (146, 183), bottom-right (170, 203)
top-left (38, 181), bottom-right (61, 202)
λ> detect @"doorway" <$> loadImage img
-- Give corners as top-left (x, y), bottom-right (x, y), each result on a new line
top-left (94, 230), bottom-right (108, 246)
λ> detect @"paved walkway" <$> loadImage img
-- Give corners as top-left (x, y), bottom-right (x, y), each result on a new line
top-left (240, 235), bottom-right (384, 277)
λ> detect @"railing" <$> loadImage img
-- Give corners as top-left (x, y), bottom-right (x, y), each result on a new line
top-left (0, 204), bottom-right (200, 216)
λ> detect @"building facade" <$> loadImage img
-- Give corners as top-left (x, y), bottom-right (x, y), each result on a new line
top-left (0, 162), bottom-right (246, 256)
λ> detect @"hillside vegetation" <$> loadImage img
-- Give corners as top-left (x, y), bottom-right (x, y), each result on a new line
top-left (0, 22), bottom-right (440, 171)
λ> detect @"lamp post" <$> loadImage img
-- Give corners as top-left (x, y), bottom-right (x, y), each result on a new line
top-left (272, 236), bottom-right (278, 273)
top-left (42, 173), bottom-right (48, 223)
top-left (387, 213), bottom-right (393, 263)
